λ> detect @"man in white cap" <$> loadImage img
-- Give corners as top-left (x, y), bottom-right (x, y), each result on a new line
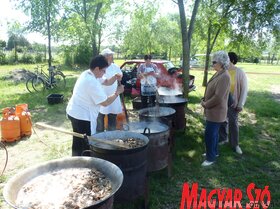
top-left (97, 48), bottom-right (123, 132)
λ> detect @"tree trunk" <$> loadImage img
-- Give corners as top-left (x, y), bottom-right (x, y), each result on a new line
top-left (267, 53), bottom-right (270, 64)
top-left (202, 22), bottom-right (221, 86)
top-left (202, 22), bottom-right (212, 87)
top-left (271, 54), bottom-right (275, 64)
top-left (14, 40), bottom-right (17, 62)
top-left (178, 0), bottom-right (189, 98)
top-left (92, 3), bottom-right (103, 57)
top-left (47, 0), bottom-right (52, 67)
top-left (169, 46), bottom-right (172, 61)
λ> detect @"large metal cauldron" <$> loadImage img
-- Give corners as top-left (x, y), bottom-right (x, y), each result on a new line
top-left (124, 121), bottom-right (170, 172)
top-left (3, 157), bottom-right (123, 209)
top-left (89, 131), bottom-right (149, 203)
top-left (138, 106), bottom-right (176, 128)
top-left (157, 87), bottom-right (183, 97)
top-left (159, 96), bottom-right (188, 130)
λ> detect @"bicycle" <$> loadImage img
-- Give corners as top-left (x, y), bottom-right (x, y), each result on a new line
top-left (26, 65), bottom-right (66, 92)
top-left (26, 65), bottom-right (45, 93)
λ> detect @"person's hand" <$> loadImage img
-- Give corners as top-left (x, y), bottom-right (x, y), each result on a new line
top-left (200, 98), bottom-right (206, 108)
top-left (114, 73), bottom-right (123, 81)
top-left (235, 107), bottom-right (243, 112)
top-left (116, 85), bottom-right (124, 95)
top-left (139, 73), bottom-right (145, 79)
top-left (147, 71), bottom-right (155, 76)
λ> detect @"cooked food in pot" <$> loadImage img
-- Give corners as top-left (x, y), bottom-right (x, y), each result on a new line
top-left (113, 138), bottom-right (145, 149)
top-left (16, 168), bottom-right (112, 209)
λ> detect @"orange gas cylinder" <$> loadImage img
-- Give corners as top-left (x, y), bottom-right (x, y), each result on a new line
top-left (1, 116), bottom-right (21, 142)
top-left (15, 104), bottom-right (32, 137)
top-left (104, 114), bottom-right (108, 130)
top-left (116, 112), bottom-right (127, 130)
top-left (2, 107), bottom-right (15, 119)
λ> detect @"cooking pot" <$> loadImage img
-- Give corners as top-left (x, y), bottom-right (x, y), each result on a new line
top-left (158, 96), bottom-right (188, 130)
top-left (157, 87), bottom-right (183, 97)
top-left (123, 121), bottom-right (170, 172)
top-left (3, 157), bottom-right (123, 209)
top-left (159, 95), bottom-right (188, 106)
top-left (89, 131), bottom-right (149, 202)
top-left (138, 106), bottom-right (176, 128)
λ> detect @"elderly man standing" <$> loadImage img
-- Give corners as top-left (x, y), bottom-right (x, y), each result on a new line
top-left (96, 48), bottom-right (123, 132)
top-left (219, 52), bottom-right (248, 154)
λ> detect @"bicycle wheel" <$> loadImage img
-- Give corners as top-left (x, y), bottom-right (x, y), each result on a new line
top-left (52, 71), bottom-right (66, 89)
top-left (26, 77), bottom-right (35, 93)
top-left (32, 76), bottom-right (45, 92)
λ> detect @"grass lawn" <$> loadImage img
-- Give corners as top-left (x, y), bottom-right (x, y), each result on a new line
top-left (0, 63), bottom-right (280, 209)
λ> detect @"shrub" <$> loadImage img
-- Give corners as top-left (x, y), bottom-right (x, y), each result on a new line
top-left (0, 51), bottom-right (7, 65)
top-left (74, 45), bottom-right (92, 65)
top-left (35, 53), bottom-right (44, 63)
top-left (20, 53), bottom-right (35, 64)
top-left (6, 51), bottom-right (17, 64)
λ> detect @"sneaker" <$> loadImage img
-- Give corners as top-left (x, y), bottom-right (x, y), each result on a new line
top-left (202, 153), bottom-right (219, 157)
top-left (235, 145), bottom-right (243, 154)
top-left (218, 140), bottom-right (228, 145)
top-left (201, 160), bottom-right (214, 167)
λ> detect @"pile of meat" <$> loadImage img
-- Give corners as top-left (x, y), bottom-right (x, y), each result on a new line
top-left (113, 138), bottom-right (145, 149)
top-left (16, 168), bottom-right (112, 209)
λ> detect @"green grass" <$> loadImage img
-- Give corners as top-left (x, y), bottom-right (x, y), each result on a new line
top-left (0, 63), bottom-right (280, 209)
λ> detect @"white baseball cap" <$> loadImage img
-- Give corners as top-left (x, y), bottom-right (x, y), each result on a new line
top-left (101, 48), bottom-right (115, 55)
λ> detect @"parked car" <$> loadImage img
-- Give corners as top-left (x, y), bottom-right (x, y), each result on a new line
top-left (120, 60), bottom-right (196, 96)
top-left (180, 57), bottom-right (200, 68)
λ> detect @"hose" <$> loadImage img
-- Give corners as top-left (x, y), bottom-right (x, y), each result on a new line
top-left (0, 141), bottom-right (8, 176)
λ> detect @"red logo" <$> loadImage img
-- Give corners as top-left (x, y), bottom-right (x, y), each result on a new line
top-left (180, 182), bottom-right (271, 209)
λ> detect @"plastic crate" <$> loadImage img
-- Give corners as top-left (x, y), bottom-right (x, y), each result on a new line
top-left (47, 94), bottom-right (64, 105)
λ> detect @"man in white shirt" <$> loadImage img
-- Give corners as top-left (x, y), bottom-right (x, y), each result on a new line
top-left (66, 55), bottom-right (124, 156)
top-left (96, 48), bottom-right (123, 132)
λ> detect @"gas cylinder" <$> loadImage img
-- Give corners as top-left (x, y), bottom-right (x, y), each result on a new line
top-left (1, 108), bottom-right (21, 142)
top-left (116, 112), bottom-right (126, 130)
top-left (15, 104), bottom-right (32, 137)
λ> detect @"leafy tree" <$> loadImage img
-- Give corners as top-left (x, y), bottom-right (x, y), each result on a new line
top-left (0, 40), bottom-right (6, 48)
top-left (198, 0), bottom-right (280, 86)
top-left (177, 0), bottom-right (201, 97)
top-left (58, 0), bottom-right (118, 58)
top-left (7, 21), bottom-right (25, 62)
top-left (7, 35), bottom-right (30, 50)
top-left (152, 15), bottom-right (182, 60)
top-left (122, 0), bottom-right (159, 57)
top-left (16, 0), bottom-right (61, 67)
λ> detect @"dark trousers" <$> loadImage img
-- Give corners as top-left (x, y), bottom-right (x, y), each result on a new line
top-left (96, 113), bottom-right (117, 133)
top-left (68, 115), bottom-right (90, 156)
top-left (205, 120), bottom-right (222, 162)
top-left (219, 107), bottom-right (239, 148)
top-left (141, 95), bottom-right (156, 108)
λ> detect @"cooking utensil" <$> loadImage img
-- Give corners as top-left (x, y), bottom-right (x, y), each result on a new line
top-left (35, 122), bottom-right (130, 149)
top-left (3, 157), bottom-right (123, 209)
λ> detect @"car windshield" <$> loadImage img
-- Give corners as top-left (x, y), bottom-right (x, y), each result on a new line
top-left (162, 61), bottom-right (176, 70)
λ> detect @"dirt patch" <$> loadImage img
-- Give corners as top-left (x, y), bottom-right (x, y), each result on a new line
top-left (1, 69), bottom-right (34, 83)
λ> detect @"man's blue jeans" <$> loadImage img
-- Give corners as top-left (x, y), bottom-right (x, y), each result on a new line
top-left (205, 120), bottom-right (222, 162)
